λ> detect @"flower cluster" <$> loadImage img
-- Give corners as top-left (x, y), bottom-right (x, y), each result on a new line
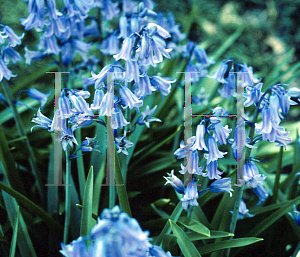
top-left (60, 206), bottom-right (173, 257)
top-left (0, 24), bottom-right (23, 81)
top-left (165, 107), bottom-right (234, 210)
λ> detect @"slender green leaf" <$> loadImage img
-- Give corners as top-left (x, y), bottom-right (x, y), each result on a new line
top-left (0, 181), bottom-right (63, 234)
top-left (164, 230), bottom-right (233, 242)
top-left (76, 204), bottom-right (98, 221)
top-left (154, 201), bottom-right (183, 246)
top-left (115, 150), bottom-right (132, 217)
top-left (197, 237), bottom-right (263, 255)
top-left (9, 206), bottom-right (20, 257)
top-left (191, 205), bottom-right (210, 229)
top-left (80, 166), bottom-right (94, 236)
top-left (247, 195), bottom-right (300, 237)
top-left (178, 217), bottom-right (210, 237)
top-left (76, 128), bottom-right (86, 201)
top-left (169, 220), bottom-right (202, 257)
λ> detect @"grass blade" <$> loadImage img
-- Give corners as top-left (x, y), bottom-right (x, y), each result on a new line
top-left (169, 219), bottom-right (202, 257)
top-left (80, 166), bottom-right (95, 236)
top-left (9, 206), bottom-right (20, 257)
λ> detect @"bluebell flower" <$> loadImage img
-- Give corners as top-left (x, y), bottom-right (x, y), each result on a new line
top-left (193, 46), bottom-right (215, 68)
top-left (212, 122), bottom-right (232, 146)
top-left (84, 19), bottom-right (100, 37)
top-left (1, 46), bottom-right (22, 64)
top-left (69, 116), bottom-right (94, 131)
top-left (136, 74), bottom-right (153, 97)
top-left (149, 245), bottom-right (172, 257)
top-left (63, 0), bottom-right (94, 17)
top-left (31, 108), bottom-right (53, 132)
top-left (90, 64), bottom-right (124, 89)
top-left (287, 87), bottom-right (300, 97)
top-left (208, 59), bottom-right (232, 84)
top-left (205, 136), bottom-right (227, 164)
top-left (115, 132), bottom-right (134, 155)
top-left (119, 85), bottom-right (143, 110)
top-left (98, 0), bottom-right (120, 21)
top-left (118, 16), bottom-right (128, 39)
top-left (180, 181), bottom-right (199, 210)
top-left (24, 46), bottom-right (45, 65)
top-left (229, 123), bottom-right (256, 160)
top-left (269, 93), bottom-right (283, 125)
top-left (244, 82), bottom-right (263, 107)
top-left (125, 60), bottom-right (140, 83)
top-left (90, 88), bottom-right (105, 111)
top-left (192, 124), bottom-right (207, 151)
top-left (179, 150), bottom-right (204, 175)
top-left (164, 170), bottom-right (185, 194)
top-left (59, 95), bottom-right (73, 118)
top-left (277, 87), bottom-right (297, 115)
top-left (186, 63), bottom-right (207, 83)
top-left (114, 36), bottom-right (135, 61)
top-left (111, 106), bottom-right (130, 129)
top-left (99, 33), bottom-right (120, 55)
top-left (38, 35), bottom-right (60, 55)
top-left (192, 88), bottom-right (208, 106)
top-left (143, 0), bottom-right (156, 10)
top-left (20, 13), bottom-right (44, 30)
top-left (69, 93), bottom-right (93, 116)
top-left (150, 76), bottom-right (176, 99)
top-left (0, 59), bottom-right (17, 81)
top-left (237, 63), bottom-right (261, 87)
top-left (18, 88), bottom-right (51, 109)
top-left (218, 69), bottom-right (236, 99)
top-left (288, 205), bottom-right (300, 227)
top-left (44, 15), bottom-right (66, 38)
top-left (58, 120), bottom-right (78, 151)
top-left (174, 137), bottom-right (194, 159)
top-left (203, 160), bottom-right (223, 180)
top-left (79, 136), bottom-right (100, 152)
top-left (241, 160), bottom-right (266, 187)
top-left (136, 105), bottom-right (161, 128)
top-left (61, 206), bottom-right (173, 256)
top-left (255, 107), bottom-right (272, 134)
top-left (2, 25), bottom-right (24, 47)
top-left (60, 236), bottom-right (89, 257)
top-left (209, 177), bottom-right (233, 196)
top-left (230, 199), bottom-right (255, 220)
top-left (253, 184), bottom-right (269, 205)
top-left (260, 126), bottom-right (291, 150)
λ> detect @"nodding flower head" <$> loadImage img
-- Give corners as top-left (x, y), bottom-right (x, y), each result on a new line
top-left (180, 181), bottom-right (199, 210)
top-left (205, 136), bottom-right (227, 164)
top-left (164, 170), bottom-right (185, 194)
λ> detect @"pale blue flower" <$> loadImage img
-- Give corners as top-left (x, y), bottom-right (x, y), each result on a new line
top-left (114, 36), bottom-right (135, 61)
top-left (288, 205), bottom-right (300, 227)
top-left (209, 59), bottom-right (232, 84)
top-left (149, 245), bottom-right (172, 257)
top-left (164, 170), bottom-right (185, 194)
top-left (212, 123), bottom-right (232, 145)
top-left (99, 33), bottom-right (120, 55)
top-left (287, 87), bottom-right (300, 97)
top-left (111, 106), bottom-right (130, 129)
top-left (22, 88), bottom-right (51, 109)
top-left (150, 76), bottom-right (176, 99)
top-left (24, 46), bottom-right (45, 65)
top-left (203, 160), bottom-right (223, 180)
top-left (253, 184), bottom-right (269, 205)
top-left (136, 74), bottom-right (153, 97)
top-left (193, 46), bottom-right (215, 68)
top-left (136, 105), bottom-right (161, 128)
top-left (98, 0), bottom-right (120, 21)
top-left (174, 138), bottom-right (194, 159)
top-left (119, 85), bottom-right (143, 110)
top-left (244, 82), bottom-right (263, 107)
top-left (79, 136), bottom-right (100, 152)
top-left (115, 132), bottom-right (134, 155)
top-left (209, 177), bottom-right (233, 196)
top-left (60, 236), bottom-right (89, 257)
top-left (192, 124), bottom-right (207, 151)
top-left (69, 116), bottom-right (93, 131)
top-left (180, 181), bottom-right (199, 209)
top-left (186, 63), bottom-right (207, 83)
top-left (0, 59), bottom-right (16, 81)
top-left (230, 199), bottom-right (255, 219)
top-left (237, 63), bottom-right (261, 87)
top-left (242, 161), bottom-right (266, 187)
top-left (179, 150), bottom-right (204, 175)
top-left (2, 25), bottom-right (24, 47)
top-left (205, 136), bottom-right (227, 164)
top-left (1, 46), bottom-right (22, 64)
top-left (118, 16), bottom-right (128, 39)
top-left (31, 108), bottom-right (53, 132)
top-left (38, 35), bottom-right (60, 55)
top-left (192, 88), bottom-right (208, 106)
top-left (218, 69), bottom-right (235, 99)
top-left (269, 93), bottom-right (283, 125)
top-left (260, 126), bottom-right (291, 150)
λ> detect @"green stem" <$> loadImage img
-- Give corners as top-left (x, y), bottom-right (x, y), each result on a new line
top-left (1, 80), bottom-right (44, 202)
top-left (226, 87), bottom-right (271, 257)
top-left (75, 128), bottom-right (86, 201)
top-left (271, 146), bottom-right (283, 204)
top-left (63, 148), bottom-right (71, 244)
